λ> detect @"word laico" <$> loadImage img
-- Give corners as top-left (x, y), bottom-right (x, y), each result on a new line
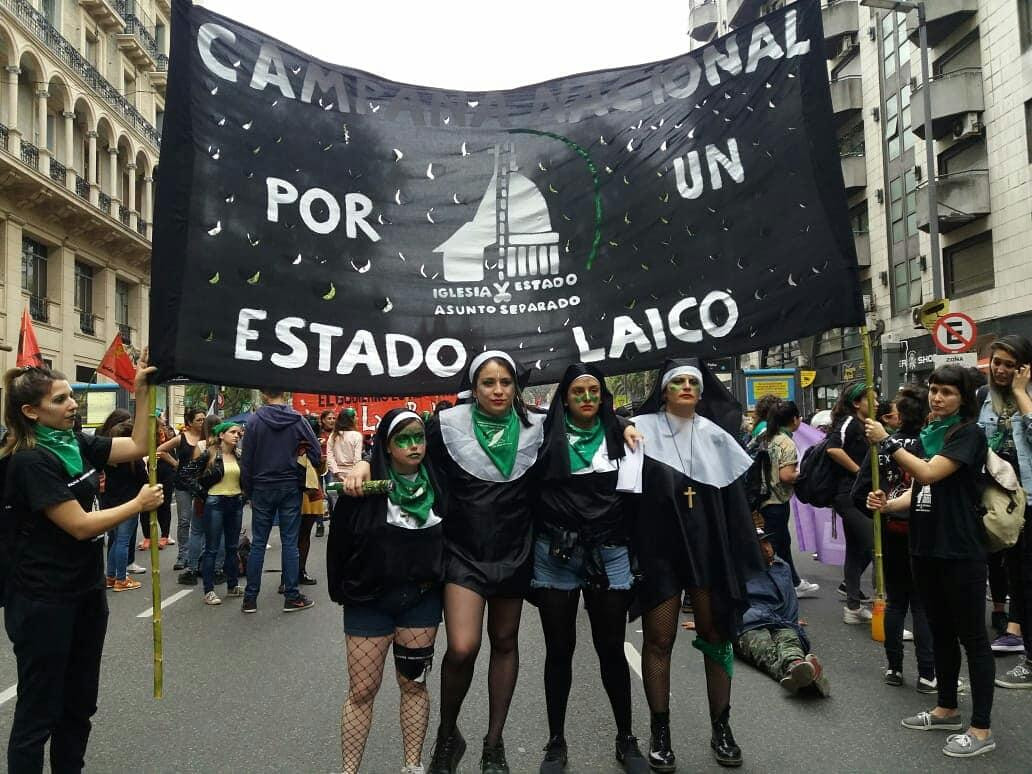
top-left (196, 10), bottom-right (810, 128)
top-left (573, 291), bottom-right (739, 362)
top-left (234, 309), bottom-right (467, 378)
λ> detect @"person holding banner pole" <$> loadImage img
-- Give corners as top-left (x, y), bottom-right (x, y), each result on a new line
top-left (628, 358), bottom-right (765, 770)
top-left (1, 354), bottom-right (164, 773)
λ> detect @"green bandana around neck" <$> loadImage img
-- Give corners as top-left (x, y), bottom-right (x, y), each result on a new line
top-left (565, 414), bottom-right (605, 472)
top-left (472, 405), bottom-right (520, 477)
top-left (386, 464), bottom-right (435, 525)
top-left (920, 414), bottom-right (961, 458)
top-left (35, 424), bottom-right (83, 477)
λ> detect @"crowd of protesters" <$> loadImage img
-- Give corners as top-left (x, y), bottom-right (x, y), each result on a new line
top-left (2, 333), bottom-right (1031, 773)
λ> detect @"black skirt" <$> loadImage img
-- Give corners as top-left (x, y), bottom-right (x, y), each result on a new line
top-left (631, 457), bottom-right (765, 635)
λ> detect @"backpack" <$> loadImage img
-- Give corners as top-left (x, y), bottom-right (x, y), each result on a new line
top-left (981, 448), bottom-right (1027, 551)
top-left (795, 417), bottom-right (852, 508)
top-left (743, 436), bottom-right (773, 511)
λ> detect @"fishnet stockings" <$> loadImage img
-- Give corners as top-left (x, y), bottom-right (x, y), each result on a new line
top-left (340, 626), bottom-right (438, 773)
top-left (642, 589), bottom-right (731, 720)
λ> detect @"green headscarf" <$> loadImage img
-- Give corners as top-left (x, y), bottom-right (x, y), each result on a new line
top-left (35, 424), bottom-right (83, 477)
top-left (920, 414), bottom-right (961, 458)
top-left (472, 404), bottom-right (520, 477)
top-left (565, 414), bottom-right (605, 472)
top-left (386, 464), bottom-right (435, 525)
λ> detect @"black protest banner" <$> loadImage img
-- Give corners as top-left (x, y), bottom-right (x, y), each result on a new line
top-left (151, 0), bottom-right (863, 395)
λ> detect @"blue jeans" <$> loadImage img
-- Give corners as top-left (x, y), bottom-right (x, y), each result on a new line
top-left (201, 495), bottom-right (243, 594)
top-left (106, 516), bottom-right (137, 580)
top-left (245, 486), bottom-right (302, 601)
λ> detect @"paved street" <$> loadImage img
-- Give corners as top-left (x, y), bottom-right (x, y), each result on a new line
top-left (2, 508), bottom-right (1032, 773)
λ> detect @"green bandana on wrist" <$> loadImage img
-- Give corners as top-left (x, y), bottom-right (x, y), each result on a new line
top-left (472, 405), bottom-right (520, 477)
top-left (565, 415), bottom-right (605, 472)
top-left (386, 464), bottom-right (435, 525)
top-left (920, 414), bottom-right (961, 458)
top-left (35, 424), bottom-right (84, 477)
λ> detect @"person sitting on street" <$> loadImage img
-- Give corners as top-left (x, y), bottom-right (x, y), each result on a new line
top-left (733, 515), bottom-right (829, 698)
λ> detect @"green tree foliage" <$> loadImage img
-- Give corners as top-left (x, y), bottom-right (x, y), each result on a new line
top-left (183, 385), bottom-right (257, 419)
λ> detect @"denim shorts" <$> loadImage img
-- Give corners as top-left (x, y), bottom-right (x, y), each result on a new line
top-left (530, 538), bottom-right (634, 591)
top-left (342, 583), bottom-right (442, 637)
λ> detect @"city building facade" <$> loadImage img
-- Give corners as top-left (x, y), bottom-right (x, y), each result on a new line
top-left (691, 0), bottom-right (1032, 406)
top-left (0, 0), bottom-right (182, 420)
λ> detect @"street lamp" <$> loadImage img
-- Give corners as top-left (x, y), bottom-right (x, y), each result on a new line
top-left (860, 0), bottom-right (943, 301)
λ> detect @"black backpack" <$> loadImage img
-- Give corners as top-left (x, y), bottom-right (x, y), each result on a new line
top-left (743, 436), bottom-right (773, 512)
top-left (795, 417), bottom-right (852, 508)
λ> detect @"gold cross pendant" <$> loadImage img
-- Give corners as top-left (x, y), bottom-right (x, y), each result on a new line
top-left (683, 486), bottom-right (696, 508)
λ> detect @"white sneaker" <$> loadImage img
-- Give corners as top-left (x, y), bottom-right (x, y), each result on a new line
top-left (401, 766), bottom-right (425, 774)
top-left (903, 629), bottom-right (914, 642)
top-left (204, 591), bottom-right (222, 606)
top-left (843, 606), bottom-right (873, 624)
top-left (795, 579), bottom-right (820, 598)
top-left (126, 563), bottom-right (147, 574)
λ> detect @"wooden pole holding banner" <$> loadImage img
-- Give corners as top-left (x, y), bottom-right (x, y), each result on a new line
top-left (861, 326), bottom-right (886, 642)
top-left (146, 385), bottom-right (164, 698)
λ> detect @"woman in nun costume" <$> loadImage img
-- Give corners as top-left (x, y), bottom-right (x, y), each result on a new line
top-left (327, 409), bottom-right (445, 774)
top-left (423, 350), bottom-right (544, 774)
top-left (629, 357), bottom-right (765, 770)
top-left (532, 363), bottom-right (649, 774)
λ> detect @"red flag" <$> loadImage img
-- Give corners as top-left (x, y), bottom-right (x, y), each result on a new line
top-left (97, 333), bottom-right (137, 392)
top-left (16, 308), bottom-right (44, 368)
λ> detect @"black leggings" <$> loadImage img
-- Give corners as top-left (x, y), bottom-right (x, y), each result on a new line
top-left (760, 502), bottom-right (800, 587)
top-left (298, 515), bottom-right (318, 576)
top-left (883, 529), bottom-right (934, 679)
top-left (833, 492), bottom-right (872, 609)
top-left (912, 557), bottom-right (995, 729)
top-left (537, 588), bottom-right (633, 738)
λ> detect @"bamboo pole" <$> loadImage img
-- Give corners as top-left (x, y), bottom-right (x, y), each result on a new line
top-left (860, 326), bottom-right (886, 642)
top-left (147, 386), bottom-right (164, 698)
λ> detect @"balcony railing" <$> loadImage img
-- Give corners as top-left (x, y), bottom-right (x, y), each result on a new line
top-left (99, 192), bottom-right (112, 214)
top-left (118, 205), bottom-right (131, 226)
top-left (0, 122), bottom-right (7, 151)
top-left (117, 323), bottom-right (132, 344)
top-left (49, 158), bottom-right (66, 184)
top-left (75, 174), bottom-right (89, 199)
top-left (29, 295), bottom-right (48, 323)
top-left (20, 141), bottom-right (39, 170)
top-left (79, 310), bottom-right (96, 336)
top-left (0, 0), bottom-right (160, 148)
top-left (156, 53), bottom-right (168, 72)
top-left (136, 219), bottom-right (147, 236)
top-left (124, 13), bottom-right (159, 60)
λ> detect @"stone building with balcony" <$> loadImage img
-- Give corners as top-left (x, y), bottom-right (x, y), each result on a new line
top-left (694, 1), bottom-right (1032, 406)
top-left (0, 0), bottom-right (178, 417)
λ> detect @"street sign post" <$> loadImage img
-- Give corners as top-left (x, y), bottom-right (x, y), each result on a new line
top-left (932, 312), bottom-right (977, 354)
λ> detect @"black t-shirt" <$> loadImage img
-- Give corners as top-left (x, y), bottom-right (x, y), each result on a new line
top-left (827, 416), bottom-right (867, 492)
top-left (909, 422), bottom-right (988, 561)
top-left (5, 433), bottom-right (113, 599)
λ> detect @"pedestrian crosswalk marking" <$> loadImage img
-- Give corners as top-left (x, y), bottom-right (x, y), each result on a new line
top-left (137, 589), bottom-right (195, 618)
top-left (0, 684), bottom-right (17, 707)
top-left (624, 642), bottom-right (643, 680)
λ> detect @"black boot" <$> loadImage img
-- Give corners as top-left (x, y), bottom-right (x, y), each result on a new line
top-left (539, 735), bottom-right (567, 773)
top-left (615, 734), bottom-right (650, 773)
top-left (481, 736), bottom-right (510, 774)
top-left (648, 712), bottom-right (675, 772)
top-left (710, 707), bottom-right (742, 768)
top-left (427, 727), bottom-right (466, 774)
top-left (992, 610), bottom-right (1008, 638)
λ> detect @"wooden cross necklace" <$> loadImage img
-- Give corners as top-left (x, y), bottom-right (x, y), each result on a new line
top-left (663, 411), bottom-right (697, 508)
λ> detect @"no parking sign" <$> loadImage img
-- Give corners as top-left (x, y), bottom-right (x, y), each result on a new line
top-left (932, 312), bottom-right (977, 354)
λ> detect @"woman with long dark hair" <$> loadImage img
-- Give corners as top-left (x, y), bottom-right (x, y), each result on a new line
top-left (532, 363), bottom-right (648, 773)
top-left (1, 356), bottom-right (164, 772)
top-left (827, 380), bottom-right (876, 623)
top-left (329, 409), bottom-right (445, 774)
top-left (866, 365), bottom-right (995, 758)
top-left (195, 421), bottom-right (246, 605)
top-left (852, 385), bottom-right (935, 690)
top-left (158, 407), bottom-right (205, 571)
top-left (630, 357), bottom-right (765, 769)
top-left (976, 335), bottom-right (1032, 685)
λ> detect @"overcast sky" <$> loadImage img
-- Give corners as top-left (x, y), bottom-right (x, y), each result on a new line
top-left (198, 0), bottom-right (695, 90)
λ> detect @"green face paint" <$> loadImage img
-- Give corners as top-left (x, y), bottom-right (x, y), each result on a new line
top-left (572, 392), bottom-right (600, 405)
top-left (392, 432), bottom-right (426, 449)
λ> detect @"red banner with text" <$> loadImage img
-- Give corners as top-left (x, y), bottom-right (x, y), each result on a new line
top-left (292, 393), bottom-right (455, 435)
